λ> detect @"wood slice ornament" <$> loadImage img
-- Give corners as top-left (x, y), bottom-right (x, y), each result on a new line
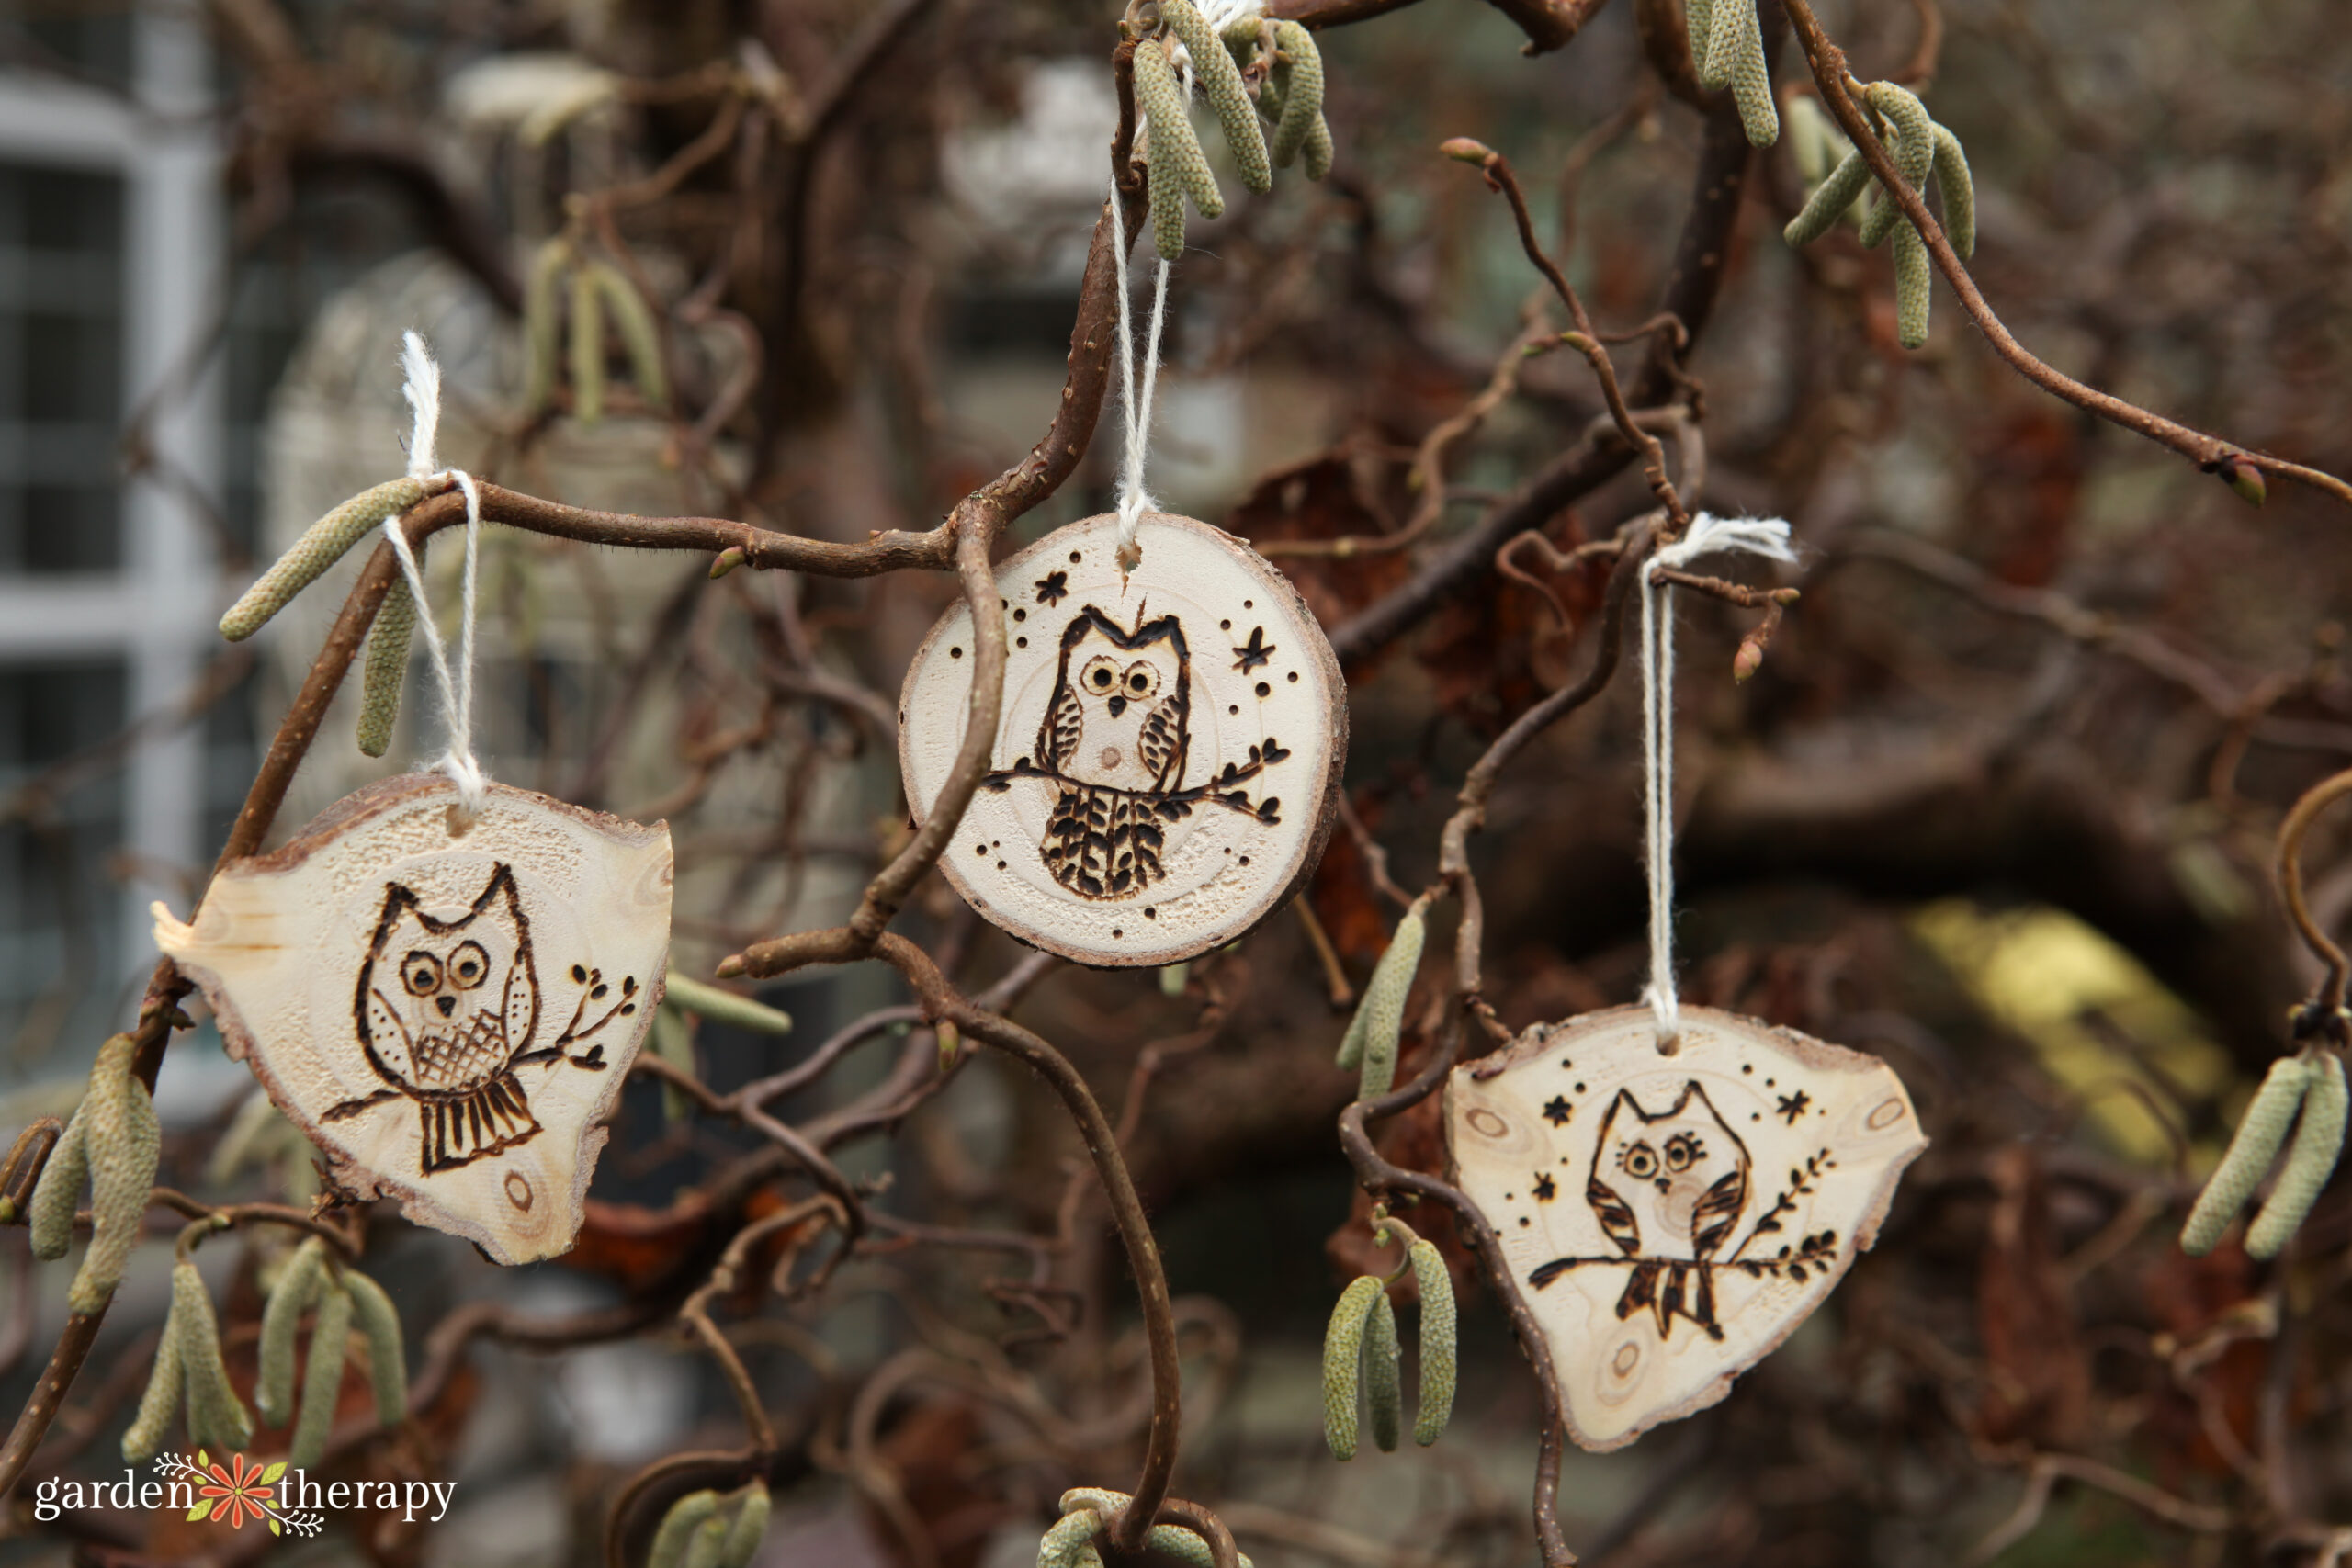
top-left (1447, 1004), bottom-right (1926, 1452)
top-left (899, 511), bottom-right (1345, 967)
top-left (154, 775), bottom-right (672, 1264)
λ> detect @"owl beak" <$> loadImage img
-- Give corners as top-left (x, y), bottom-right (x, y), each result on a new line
top-left (436, 996), bottom-right (457, 1017)
top-left (1107, 695), bottom-right (1127, 718)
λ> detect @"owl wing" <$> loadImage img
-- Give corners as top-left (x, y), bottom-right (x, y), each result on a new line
top-left (357, 968), bottom-right (419, 1088)
top-left (1586, 1175), bottom-right (1642, 1257)
top-left (1690, 1165), bottom-right (1749, 1258)
top-left (503, 954), bottom-right (538, 1058)
top-left (1040, 681), bottom-right (1085, 773)
top-left (1138, 694), bottom-right (1186, 789)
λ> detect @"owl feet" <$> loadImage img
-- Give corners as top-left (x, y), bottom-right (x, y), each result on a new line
top-left (417, 1072), bottom-right (542, 1174)
top-left (1041, 784), bottom-right (1167, 900)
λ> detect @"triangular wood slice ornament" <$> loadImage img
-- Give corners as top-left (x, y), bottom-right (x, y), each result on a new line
top-left (1446, 1004), bottom-right (1926, 1452)
top-left (899, 512), bottom-right (1346, 967)
top-left (154, 775), bottom-right (672, 1264)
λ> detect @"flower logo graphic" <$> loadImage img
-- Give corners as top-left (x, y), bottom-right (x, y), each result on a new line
top-left (190, 1452), bottom-right (281, 1529)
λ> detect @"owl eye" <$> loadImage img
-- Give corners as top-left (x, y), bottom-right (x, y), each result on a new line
top-left (1083, 656), bottom-right (1121, 693)
top-left (1122, 661), bottom-right (1160, 699)
top-left (1663, 1133), bottom-right (1703, 1173)
top-left (1621, 1142), bottom-right (1658, 1180)
top-left (401, 952), bottom-right (444, 996)
top-left (448, 941), bottom-right (492, 990)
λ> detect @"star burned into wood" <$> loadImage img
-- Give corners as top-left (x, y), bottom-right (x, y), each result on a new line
top-left (1446, 1004), bottom-right (1927, 1452)
top-left (899, 512), bottom-right (1347, 967)
top-left (155, 776), bottom-right (673, 1265)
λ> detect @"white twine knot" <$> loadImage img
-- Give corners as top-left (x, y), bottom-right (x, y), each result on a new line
top-left (1639, 513), bottom-right (1797, 1047)
top-left (385, 331), bottom-right (490, 822)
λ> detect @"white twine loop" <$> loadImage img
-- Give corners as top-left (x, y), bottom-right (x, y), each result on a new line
top-left (1108, 0), bottom-right (1261, 571)
top-left (1107, 178), bottom-right (1170, 571)
top-left (1639, 513), bottom-right (1797, 1047)
top-left (386, 330), bottom-right (490, 821)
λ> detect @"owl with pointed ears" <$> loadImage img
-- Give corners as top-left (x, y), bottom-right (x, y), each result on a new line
top-left (1584, 1079), bottom-right (1753, 1341)
top-left (335, 863), bottom-right (544, 1174)
top-left (1035, 604), bottom-right (1191, 899)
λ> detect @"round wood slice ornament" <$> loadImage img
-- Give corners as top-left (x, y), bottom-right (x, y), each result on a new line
top-left (1446, 1004), bottom-right (1926, 1452)
top-left (154, 775), bottom-right (672, 1264)
top-left (899, 512), bottom-right (1346, 968)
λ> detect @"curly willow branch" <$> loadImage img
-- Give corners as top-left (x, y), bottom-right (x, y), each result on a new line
top-left (1779, 0), bottom-right (2352, 510)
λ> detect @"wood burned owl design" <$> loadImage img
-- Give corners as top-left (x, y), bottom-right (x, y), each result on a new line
top-left (1034, 606), bottom-right (1192, 898)
top-left (1553, 1081), bottom-right (1753, 1342)
top-left (327, 862), bottom-right (623, 1174)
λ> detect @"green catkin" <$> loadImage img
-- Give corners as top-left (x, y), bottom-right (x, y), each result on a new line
top-left (1787, 92), bottom-right (1838, 186)
top-left (1322, 1274), bottom-right (1383, 1461)
top-left (1364, 1288), bottom-right (1402, 1453)
top-left (1303, 113), bottom-right (1334, 181)
top-left (176, 1261), bottom-right (255, 1453)
top-left (521, 238), bottom-right (569, 412)
top-left (28, 1118), bottom-right (85, 1262)
top-left (256, 1236), bottom-right (330, 1425)
top-left (680, 1513), bottom-right (732, 1568)
top-left (1145, 1526), bottom-right (1250, 1568)
top-left (718, 1482), bottom-right (771, 1568)
top-left (2182, 1055), bottom-right (2312, 1255)
top-left (588, 261), bottom-right (670, 412)
top-left (1869, 82), bottom-right (1937, 187)
top-left (1929, 121), bottom-right (1975, 259)
top-left (1698, 0), bottom-right (1739, 90)
top-left (1038, 1508), bottom-right (1104, 1568)
top-left (357, 571), bottom-right (416, 758)
top-left (1712, 0), bottom-right (1777, 145)
top-left (1267, 21), bottom-right (1324, 171)
top-left (72, 1032), bottom-right (160, 1314)
top-left (1784, 148), bottom-right (1873, 247)
top-left (1143, 121), bottom-right (1183, 263)
top-left (1220, 14), bottom-right (1261, 73)
top-left (288, 1280), bottom-right (354, 1470)
top-left (1408, 1237), bottom-right (1456, 1446)
top-left (1894, 222), bottom-right (1933, 349)
top-left (570, 265), bottom-right (606, 423)
top-left (1685, 0), bottom-right (1716, 82)
top-left (220, 477), bottom-right (429, 641)
top-left (2248, 1054), bottom-right (2349, 1260)
top-left (122, 1288), bottom-right (186, 1461)
top-left (1159, 0), bottom-right (1270, 195)
top-left (1136, 39), bottom-right (1218, 261)
top-left (340, 1266), bottom-right (408, 1426)
top-left (206, 1089), bottom-right (281, 1186)
top-left (1342, 902), bottom-right (1429, 1099)
top-left (1858, 83), bottom-right (1934, 249)
top-left (1050, 1491), bottom-right (1254, 1568)
top-left (650, 1004), bottom-right (695, 1124)
top-left (648, 1490), bottom-right (721, 1568)
top-left (663, 971), bottom-right (794, 1035)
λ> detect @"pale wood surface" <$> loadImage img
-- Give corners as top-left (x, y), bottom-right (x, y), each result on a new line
top-left (155, 775), bottom-right (673, 1265)
top-left (899, 512), bottom-right (1346, 967)
top-left (1447, 1004), bottom-right (1928, 1451)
